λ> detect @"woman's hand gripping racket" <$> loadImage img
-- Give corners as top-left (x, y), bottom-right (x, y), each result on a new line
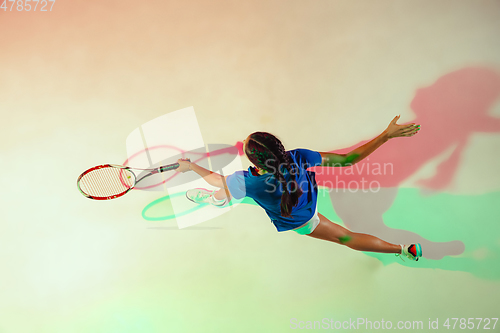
top-left (77, 162), bottom-right (183, 200)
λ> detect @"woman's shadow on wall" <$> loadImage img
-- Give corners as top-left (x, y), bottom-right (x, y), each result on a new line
top-left (312, 67), bottom-right (500, 261)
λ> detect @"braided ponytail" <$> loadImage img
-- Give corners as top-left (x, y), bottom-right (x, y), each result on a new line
top-left (244, 132), bottom-right (303, 218)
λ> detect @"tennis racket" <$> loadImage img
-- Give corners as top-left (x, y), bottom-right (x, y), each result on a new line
top-left (77, 162), bottom-right (181, 200)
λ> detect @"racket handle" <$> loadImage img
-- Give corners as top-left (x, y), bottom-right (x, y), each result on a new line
top-left (158, 163), bottom-right (180, 173)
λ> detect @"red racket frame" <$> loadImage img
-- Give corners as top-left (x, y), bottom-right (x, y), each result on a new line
top-left (77, 163), bottom-right (180, 200)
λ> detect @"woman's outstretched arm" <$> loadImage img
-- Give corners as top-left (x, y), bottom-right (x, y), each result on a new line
top-left (319, 115), bottom-right (419, 166)
top-left (176, 158), bottom-right (229, 189)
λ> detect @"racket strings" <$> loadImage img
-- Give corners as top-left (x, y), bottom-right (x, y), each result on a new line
top-left (79, 167), bottom-right (134, 198)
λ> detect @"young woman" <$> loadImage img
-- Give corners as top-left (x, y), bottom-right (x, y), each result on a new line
top-left (175, 115), bottom-right (422, 261)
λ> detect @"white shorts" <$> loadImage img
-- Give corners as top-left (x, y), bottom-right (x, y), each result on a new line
top-left (292, 207), bottom-right (320, 235)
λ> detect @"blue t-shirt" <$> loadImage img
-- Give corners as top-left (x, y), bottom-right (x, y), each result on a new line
top-left (226, 149), bottom-right (322, 232)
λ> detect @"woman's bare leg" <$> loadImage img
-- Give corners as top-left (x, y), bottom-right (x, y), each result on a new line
top-left (306, 213), bottom-right (401, 254)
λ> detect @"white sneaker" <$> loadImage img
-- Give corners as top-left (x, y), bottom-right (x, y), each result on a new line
top-left (186, 188), bottom-right (228, 207)
top-left (396, 244), bottom-right (422, 262)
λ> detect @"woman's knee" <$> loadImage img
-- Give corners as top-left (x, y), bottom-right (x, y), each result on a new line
top-left (308, 218), bottom-right (353, 244)
top-left (337, 230), bottom-right (354, 245)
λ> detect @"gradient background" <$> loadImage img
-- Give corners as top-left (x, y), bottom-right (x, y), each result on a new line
top-left (1, 0), bottom-right (500, 332)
